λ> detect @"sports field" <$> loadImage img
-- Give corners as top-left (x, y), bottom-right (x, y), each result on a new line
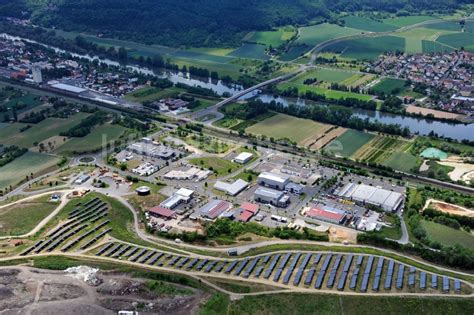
top-left (342, 16), bottom-right (398, 32)
top-left (324, 129), bottom-right (375, 157)
top-left (296, 23), bottom-right (362, 47)
top-left (371, 78), bottom-right (407, 95)
top-left (0, 113), bottom-right (90, 148)
top-left (0, 195), bottom-right (58, 236)
top-left (278, 82), bottom-right (374, 101)
top-left (55, 124), bottom-right (126, 154)
top-left (352, 136), bottom-right (413, 164)
top-left (0, 152), bottom-right (60, 191)
top-left (245, 114), bottom-right (332, 145)
top-left (421, 220), bottom-right (474, 249)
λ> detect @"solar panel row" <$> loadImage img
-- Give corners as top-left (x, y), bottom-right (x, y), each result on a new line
top-left (396, 264), bottom-right (405, 289)
top-left (235, 258), bottom-right (249, 276)
top-left (337, 254), bottom-right (353, 291)
top-left (372, 257), bottom-right (384, 291)
top-left (243, 257), bottom-right (260, 278)
top-left (327, 254), bottom-right (343, 288)
top-left (315, 254), bottom-right (332, 289)
top-left (293, 253), bottom-right (312, 286)
top-left (283, 253), bottom-right (301, 284)
top-left (349, 255), bottom-right (364, 290)
top-left (264, 254), bottom-right (281, 279)
top-left (419, 272), bottom-right (426, 289)
top-left (384, 260), bottom-right (395, 290)
top-left (360, 256), bottom-right (374, 292)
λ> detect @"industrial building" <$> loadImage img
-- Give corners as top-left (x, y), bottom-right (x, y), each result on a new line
top-left (285, 182), bottom-right (305, 195)
top-left (254, 187), bottom-right (290, 207)
top-left (199, 199), bottom-right (232, 219)
top-left (305, 206), bottom-right (347, 224)
top-left (50, 82), bottom-right (87, 94)
top-left (337, 183), bottom-right (404, 212)
top-left (214, 179), bottom-right (249, 196)
top-left (233, 152), bottom-right (253, 164)
top-left (235, 202), bottom-right (259, 222)
top-left (257, 172), bottom-right (290, 190)
top-left (148, 206), bottom-right (176, 219)
top-left (127, 139), bottom-right (176, 160)
top-left (160, 188), bottom-right (194, 209)
top-left (164, 167), bottom-right (211, 181)
top-left (74, 174), bottom-right (90, 185)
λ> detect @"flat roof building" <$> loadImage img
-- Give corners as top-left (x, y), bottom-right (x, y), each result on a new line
top-left (306, 206), bottom-right (346, 224)
top-left (233, 152), bottom-right (253, 164)
top-left (254, 187), bottom-right (290, 208)
top-left (257, 172), bottom-right (290, 190)
top-left (214, 179), bottom-right (249, 196)
top-left (200, 200), bottom-right (232, 220)
top-left (160, 188), bottom-right (194, 209)
top-left (285, 182), bottom-right (305, 195)
top-left (337, 183), bottom-right (404, 212)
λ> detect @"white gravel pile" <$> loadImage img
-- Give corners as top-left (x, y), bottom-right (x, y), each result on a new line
top-left (65, 266), bottom-right (102, 286)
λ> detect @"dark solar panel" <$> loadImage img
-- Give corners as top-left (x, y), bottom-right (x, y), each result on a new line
top-left (419, 272), bottom-right (426, 289)
top-left (396, 265), bottom-right (405, 289)
top-left (293, 253), bottom-right (312, 286)
top-left (264, 254), bottom-right (281, 279)
top-left (225, 260), bottom-right (239, 274)
top-left (431, 274), bottom-right (438, 289)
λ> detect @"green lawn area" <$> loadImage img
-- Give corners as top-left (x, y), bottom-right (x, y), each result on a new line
top-left (245, 113), bottom-right (331, 145)
top-left (0, 194), bottom-right (58, 236)
top-left (0, 152), bottom-right (61, 191)
top-left (278, 82), bottom-right (373, 101)
top-left (55, 124), bottom-right (126, 154)
top-left (292, 68), bottom-right (354, 84)
top-left (124, 86), bottom-right (186, 103)
top-left (343, 16), bottom-right (398, 32)
top-left (296, 23), bottom-right (362, 47)
top-left (383, 16), bottom-right (438, 27)
top-left (372, 78), bottom-right (407, 95)
top-left (188, 157), bottom-right (241, 176)
top-left (0, 113), bottom-right (90, 148)
top-left (228, 293), bottom-right (474, 314)
top-left (324, 130), bottom-right (375, 157)
top-left (190, 97), bottom-right (218, 112)
top-left (421, 220), bottom-right (474, 249)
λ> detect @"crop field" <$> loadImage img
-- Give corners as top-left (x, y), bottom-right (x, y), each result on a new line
top-left (124, 86), bottom-right (186, 103)
top-left (436, 33), bottom-right (474, 52)
top-left (228, 44), bottom-right (270, 60)
top-left (396, 27), bottom-right (457, 41)
top-left (324, 130), bottom-right (375, 157)
top-left (278, 82), bottom-right (373, 101)
top-left (425, 21), bottom-right (463, 32)
top-left (323, 36), bottom-right (405, 60)
top-left (292, 68), bottom-right (354, 85)
top-left (340, 74), bottom-right (375, 88)
top-left (0, 195), bottom-right (57, 236)
top-left (0, 152), bottom-right (60, 191)
top-left (352, 136), bottom-right (413, 164)
top-left (371, 78), bottom-right (407, 95)
top-left (382, 16), bottom-right (437, 27)
top-left (0, 113), bottom-right (90, 148)
top-left (421, 40), bottom-right (454, 53)
top-left (278, 44), bottom-right (311, 61)
top-left (342, 16), bottom-right (398, 32)
top-left (421, 220), bottom-right (474, 249)
top-left (296, 23), bottom-right (362, 47)
top-left (245, 27), bottom-right (295, 47)
top-left (381, 152), bottom-right (420, 173)
top-left (246, 114), bottom-right (332, 145)
top-left (55, 124), bottom-right (126, 154)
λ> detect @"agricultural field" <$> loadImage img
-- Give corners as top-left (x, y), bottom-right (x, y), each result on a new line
top-left (421, 220), bottom-right (474, 249)
top-left (342, 16), bottom-right (398, 32)
top-left (292, 68), bottom-right (354, 85)
top-left (0, 152), bottom-right (61, 191)
top-left (228, 44), bottom-right (270, 60)
top-left (0, 112), bottom-right (90, 148)
top-left (124, 86), bottom-right (186, 103)
top-left (296, 23), bottom-right (362, 47)
top-left (425, 21), bottom-right (464, 32)
top-left (371, 78), bottom-right (407, 95)
top-left (0, 194), bottom-right (58, 236)
top-left (352, 136), bottom-right (414, 164)
top-left (188, 157), bottom-right (240, 176)
top-left (55, 124), bottom-right (126, 154)
top-left (278, 44), bottom-right (311, 61)
top-left (436, 32), bottom-right (474, 52)
top-left (245, 113), bottom-right (332, 145)
top-left (324, 129), bottom-right (375, 157)
top-left (381, 152), bottom-right (421, 173)
top-left (244, 27), bottom-right (296, 47)
top-left (382, 16), bottom-right (438, 28)
top-left (323, 36), bottom-right (405, 60)
top-left (278, 82), bottom-right (374, 101)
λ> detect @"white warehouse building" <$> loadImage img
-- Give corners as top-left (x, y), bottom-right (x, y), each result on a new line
top-left (337, 183), bottom-right (404, 212)
top-left (257, 172), bottom-right (290, 191)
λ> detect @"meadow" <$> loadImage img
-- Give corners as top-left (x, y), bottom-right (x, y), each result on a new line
top-left (292, 68), bottom-right (354, 84)
top-left (124, 86), bottom-right (186, 103)
top-left (0, 112), bottom-right (90, 148)
top-left (55, 124), bottom-right (126, 154)
top-left (437, 33), bottom-right (474, 52)
top-left (296, 23), bottom-right (362, 47)
top-left (382, 152), bottom-right (420, 173)
top-left (421, 220), bottom-right (474, 249)
top-left (244, 27), bottom-right (295, 47)
top-left (324, 130), bottom-right (375, 157)
top-left (382, 16), bottom-right (438, 27)
top-left (0, 152), bottom-right (61, 191)
top-left (278, 44), bottom-right (311, 61)
top-left (342, 16), bottom-right (398, 32)
top-left (245, 113), bottom-right (331, 145)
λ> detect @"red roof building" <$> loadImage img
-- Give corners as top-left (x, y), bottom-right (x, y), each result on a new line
top-left (240, 202), bottom-right (259, 214)
top-left (148, 206), bottom-right (176, 219)
top-left (237, 210), bottom-right (254, 222)
top-left (306, 207), bottom-right (346, 224)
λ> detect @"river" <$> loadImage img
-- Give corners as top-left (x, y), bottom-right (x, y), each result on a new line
top-left (2, 33), bottom-right (474, 141)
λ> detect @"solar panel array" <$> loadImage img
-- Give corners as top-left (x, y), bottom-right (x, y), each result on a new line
top-left (315, 254), bottom-right (332, 289)
top-left (327, 254), bottom-right (342, 288)
top-left (384, 260), bottom-right (395, 290)
top-left (349, 255), bottom-right (364, 290)
top-left (293, 253), bottom-right (312, 286)
top-left (273, 253), bottom-right (292, 282)
top-left (396, 264), bottom-right (405, 289)
top-left (360, 256), bottom-right (374, 292)
top-left (372, 257), bottom-right (384, 291)
top-left (337, 254), bottom-right (353, 291)
top-left (264, 254), bottom-right (281, 279)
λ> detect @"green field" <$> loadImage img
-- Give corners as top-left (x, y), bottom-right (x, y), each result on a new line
top-left (55, 124), bottom-right (126, 154)
top-left (245, 113), bottom-right (331, 145)
top-left (0, 195), bottom-right (57, 236)
top-left (323, 36), bottom-right (405, 60)
top-left (124, 86), bottom-right (186, 103)
top-left (352, 136), bottom-right (415, 166)
top-left (296, 23), bottom-right (362, 47)
top-left (372, 78), bottom-right (407, 95)
top-left (437, 32), bottom-right (474, 51)
top-left (383, 16), bottom-right (438, 27)
top-left (324, 130), bottom-right (375, 157)
top-left (0, 113), bottom-right (90, 148)
top-left (278, 82), bottom-right (373, 101)
top-left (343, 16), bottom-right (398, 32)
top-left (228, 44), bottom-right (270, 60)
top-left (421, 220), bottom-right (474, 249)
top-left (245, 27), bottom-right (295, 47)
top-left (425, 21), bottom-right (463, 32)
top-left (0, 152), bottom-right (61, 191)
top-left (188, 157), bottom-right (240, 176)
top-left (292, 68), bottom-right (354, 84)
top-left (421, 40), bottom-right (454, 53)
top-left (382, 152), bottom-right (420, 173)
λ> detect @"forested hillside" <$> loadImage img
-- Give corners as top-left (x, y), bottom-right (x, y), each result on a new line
top-left (0, 0), bottom-right (470, 47)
